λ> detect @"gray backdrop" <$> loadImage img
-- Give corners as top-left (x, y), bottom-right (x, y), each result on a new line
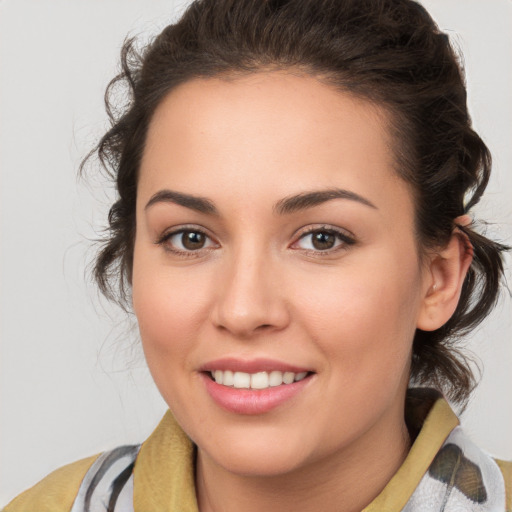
top-left (1, 0), bottom-right (511, 505)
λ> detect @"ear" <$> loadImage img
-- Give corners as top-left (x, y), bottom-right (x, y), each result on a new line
top-left (417, 215), bottom-right (473, 331)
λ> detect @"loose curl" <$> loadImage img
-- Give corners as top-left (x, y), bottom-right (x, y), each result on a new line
top-left (83, 0), bottom-right (509, 405)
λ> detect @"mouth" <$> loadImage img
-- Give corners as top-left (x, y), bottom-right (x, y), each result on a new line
top-left (207, 369), bottom-right (311, 390)
top-left (199, 359), bottom-right (315, 414)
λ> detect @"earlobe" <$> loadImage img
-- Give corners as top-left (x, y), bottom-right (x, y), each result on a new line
top-left (417, 217), bottom-right (473, 331)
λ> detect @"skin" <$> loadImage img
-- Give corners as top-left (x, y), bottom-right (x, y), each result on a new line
top-left (132, 71), bottom-right (471, 512)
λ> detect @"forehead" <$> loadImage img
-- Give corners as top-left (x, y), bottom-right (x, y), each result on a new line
top-left (144, 71), bottom-right (392, 166)
top-left (139, 71), bottom-right (412, 219)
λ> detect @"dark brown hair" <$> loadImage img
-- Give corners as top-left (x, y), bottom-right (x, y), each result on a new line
top-left (85, 0), bottom-right (509, 405)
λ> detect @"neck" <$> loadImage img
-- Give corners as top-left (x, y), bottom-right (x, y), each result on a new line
top-left (195, 404), bottom-right (411, 512)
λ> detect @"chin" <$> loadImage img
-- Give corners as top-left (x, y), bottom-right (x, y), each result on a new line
top-left (209, 446), bottom-right (310, 478)
top-left (196, 423), bottom-right (320, 477)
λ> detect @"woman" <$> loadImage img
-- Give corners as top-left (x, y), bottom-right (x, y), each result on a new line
top-left (4, 0), bottom-right (510, 510)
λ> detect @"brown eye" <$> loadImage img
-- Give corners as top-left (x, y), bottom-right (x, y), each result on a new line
top-left (294, 227), bottom-right (355, 253)
top-left (181, 230), bottom-right (206, 250)
top-left (311, 231), bottom-right (336, 250)
top-left (161, 228), bottom-right (217, 253)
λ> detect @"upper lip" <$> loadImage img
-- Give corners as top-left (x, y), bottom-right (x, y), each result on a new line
top-left (199, 357), bottom-right (312, 374)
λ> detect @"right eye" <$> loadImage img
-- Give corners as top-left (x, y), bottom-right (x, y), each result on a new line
top-left (157, 228), bottom-right (217, 254)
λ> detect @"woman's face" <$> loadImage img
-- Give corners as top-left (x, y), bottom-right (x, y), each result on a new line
top-left (132, 71), bottom-right (432, 476)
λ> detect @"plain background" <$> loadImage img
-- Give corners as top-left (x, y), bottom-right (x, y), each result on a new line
top-left (1, 0), bottom-right (511, 506)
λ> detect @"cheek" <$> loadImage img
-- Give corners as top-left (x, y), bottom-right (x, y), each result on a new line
top-left (294, 251), bottom-right (422, 379)
top-left (131, 250), bottom-right (213, 369)
top-left (131, 262), bottom-right (214, 417)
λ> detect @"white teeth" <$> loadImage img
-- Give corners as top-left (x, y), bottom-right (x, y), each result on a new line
top-left (233, 371), bottom-right (251, 389)
top-left (250, 372), bottom-right (269, 389)
top-left (210, 370), bottom-right (309, 389)
top-left (223, 370), bottom-right (234, 386)
top-left (269, 370), bottom-right (283, 387)
top-left (283, 372), bottom-right (295, 384)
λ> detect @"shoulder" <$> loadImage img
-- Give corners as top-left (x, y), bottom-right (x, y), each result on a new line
top-left (2, 413), bottom-right (183, 512)
top-left (3, 454), bottom-right (100, 512)
top-left (495, 459), bottom-right (512, 512)
top-left (371, 391), bottom-right (512, 512)
top-left (3, 445), bottom-right (141, 512)
top-left (405, 425), bottom-right (512, 511)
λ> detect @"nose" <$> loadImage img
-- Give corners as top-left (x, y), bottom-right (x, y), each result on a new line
top-left (210, 249), bottom-right (290, 338)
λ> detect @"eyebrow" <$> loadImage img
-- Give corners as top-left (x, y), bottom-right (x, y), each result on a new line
top-left (274, 188), bottom-right (377, 215)
top-left (144, 187), bottom-right (377, 216)
top-left (145, 189), bottom-right (218, 215)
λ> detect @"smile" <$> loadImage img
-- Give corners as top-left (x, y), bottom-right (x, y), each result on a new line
top-left (210, 370), bottom-right (309, 389)
top-left (200, 359), bottom-right (314, 414)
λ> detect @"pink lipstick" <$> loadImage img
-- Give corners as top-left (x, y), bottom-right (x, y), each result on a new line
top-left (199, 358), bottom-right (314, 415)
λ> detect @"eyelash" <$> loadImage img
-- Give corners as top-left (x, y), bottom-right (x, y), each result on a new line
top-left (155, 225), bottom-right (356, 257)
top-left (291, 225), bottom-right (356, 255)
top-left (155, 226), bottom-right (218, 258)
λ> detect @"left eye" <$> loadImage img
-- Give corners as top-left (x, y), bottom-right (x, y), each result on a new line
top-left (165, 230), bottom-right (216, 251)
top-left (295, 229), bottom-right (354, 251)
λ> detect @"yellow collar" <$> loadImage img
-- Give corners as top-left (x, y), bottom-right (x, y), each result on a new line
top-left (133, 394), bottom-right (458, 512)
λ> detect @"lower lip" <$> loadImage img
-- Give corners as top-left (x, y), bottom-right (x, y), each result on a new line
top-left (201, 373), bottom-right (312, 415)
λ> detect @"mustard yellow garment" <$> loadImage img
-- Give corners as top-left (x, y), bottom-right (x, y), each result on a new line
top-left (3, 455), bottom-right (100, 512)
top-left (4, 396), bottom-right (511, 511)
